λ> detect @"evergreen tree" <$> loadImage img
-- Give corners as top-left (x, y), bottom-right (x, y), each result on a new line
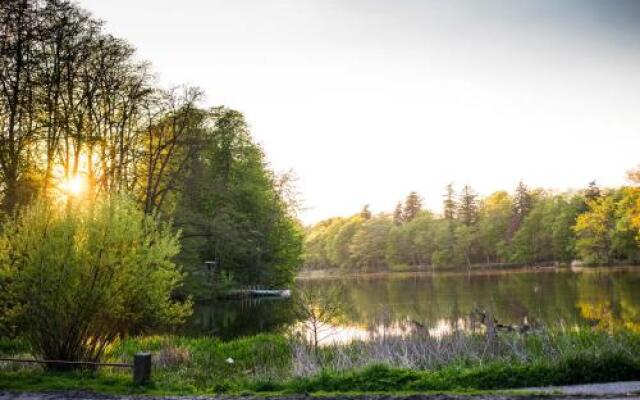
top-left (393, 201), bottom-right (404, 225)
top-left (402, 191), bottom-right (422, 222)
top-left (359, 204), bottom-right (372, 220)
top-left (585, 180), bottom-right (601, 202)
top-left (442, 183), bottom-right (458, 263)
top-left (509, 181), bottom-right (532, 239)
top-left (458, 185), bottom-right (479, 226)
top-left (443, 184), bottom-right (457, 221)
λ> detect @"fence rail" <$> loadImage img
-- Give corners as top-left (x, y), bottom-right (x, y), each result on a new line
top-left (0, 352), bottom-right (151, 384)
top-left (0, 357), bottom-right (131, 368)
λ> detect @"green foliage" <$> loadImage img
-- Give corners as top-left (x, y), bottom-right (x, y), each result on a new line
top-left (0, 196), bottom-right (191, 364)
top-left (349, 218), bottom-right (393, 271)
top-left (328, 217), bottom-right (363, 270)
top-left (430, 219), bottom-right (458, 267)
top-left (510, 195), bottom-right (581, 263)
top-left (176, 108), bottom-right (303, 295)
top-left (0, 0), bottom-right (302, 304)
top-left (2, 329), bottom-right (640, 394)
top-left (476, 191), bottom-right (512, 263)
top-left (303, 182), bottom-right (640, 272)
top-left (574, 188), bottom-right (640, 265)
top-left (458, 185), bottom-right (479, 227)
top-left (402, 191), bottom-right (422, 223)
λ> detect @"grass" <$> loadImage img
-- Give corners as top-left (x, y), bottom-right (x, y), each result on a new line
top-left (1, 329), bottom-right (640, 395)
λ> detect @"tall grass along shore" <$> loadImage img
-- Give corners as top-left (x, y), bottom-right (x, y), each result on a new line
top-left (1, 328), bottom-right (639, 395)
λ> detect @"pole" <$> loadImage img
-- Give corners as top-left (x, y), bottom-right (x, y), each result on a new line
top-left (133, 352), bottom-right (152, 385)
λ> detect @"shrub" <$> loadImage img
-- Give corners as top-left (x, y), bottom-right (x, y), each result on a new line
top-left (0, 196), bottom-right (192, 367)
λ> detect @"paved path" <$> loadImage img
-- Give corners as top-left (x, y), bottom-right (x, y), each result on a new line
top-left (2, 381), bottom-right (640, 400)
top-left (526, 380), bottom-right (640, 396)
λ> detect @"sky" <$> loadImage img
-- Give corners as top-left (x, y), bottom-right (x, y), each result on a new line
top-left (77, 0), bottom-right (640, 224)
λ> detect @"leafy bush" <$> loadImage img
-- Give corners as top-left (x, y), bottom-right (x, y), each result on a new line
top-left (0, 196), bottom-right (192, 367)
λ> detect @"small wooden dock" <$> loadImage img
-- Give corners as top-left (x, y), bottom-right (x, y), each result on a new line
top-left (223, 288), bottom-right (291, 299)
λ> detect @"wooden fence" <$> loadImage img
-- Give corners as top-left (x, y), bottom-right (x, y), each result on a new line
top-left (0, 352), bottom-right (152, 384)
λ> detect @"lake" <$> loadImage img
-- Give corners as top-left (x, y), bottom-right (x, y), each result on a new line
top-left (182, 267), bottom-right (640, 343)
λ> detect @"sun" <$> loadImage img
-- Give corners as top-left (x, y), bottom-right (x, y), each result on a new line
top-left (60, 175), bottom-right (86, 196)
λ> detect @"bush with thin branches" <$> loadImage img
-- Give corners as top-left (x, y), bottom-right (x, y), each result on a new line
top-left (0, 196), bottom-right (191, 368)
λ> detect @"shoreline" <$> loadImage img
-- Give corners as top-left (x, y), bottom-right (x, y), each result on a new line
top-left (295, 263), bottom-right (640, 281)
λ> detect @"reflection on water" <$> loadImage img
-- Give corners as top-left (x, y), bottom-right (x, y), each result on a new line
top-left (182, 267), bottom-right (640, 343)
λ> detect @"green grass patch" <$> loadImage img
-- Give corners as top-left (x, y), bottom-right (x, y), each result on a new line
top-left (284, 351), bottom-right (640, 393)
top-left (2, 330), bottom-right (640, 395)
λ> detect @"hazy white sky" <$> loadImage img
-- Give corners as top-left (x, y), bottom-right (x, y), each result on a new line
top-left (78, 0), bottom-right (640, 224)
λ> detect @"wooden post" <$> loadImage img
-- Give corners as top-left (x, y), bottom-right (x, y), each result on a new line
top-left (133, 352), bottom-right (151, 385)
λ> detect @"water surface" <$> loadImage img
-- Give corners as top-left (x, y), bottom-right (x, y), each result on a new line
top-left (183, 267), bottom-right (640, 342)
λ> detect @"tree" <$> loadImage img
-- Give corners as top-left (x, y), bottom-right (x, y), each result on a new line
top-left (349, 217), bottom-right (393, 271)
top-left (359, 204), bottom-right (372, 220)
top-left (477, 191), bottom-right (511, 263)
top-left (328, 216), bottom-right (363, 269)
top-left (138, 87), bottom-right (205, 215)
top-left (175, 108), bottom-right (302, 293)
top-left (574, 195), bottom-right (616, 264)
top-left (303, 218), bottom-right (341, 270)
top-left (443, 183), bottom-right (456, 221)
top-left (441, 183), bottom-right (457, 261)
top-left (454, 224), bottom-right (474, 267)
top-left (409, 212), bottom-right (436, 266)
top-left (0, 0), bottom-right (207, 216)
top-left (509, 181), bottom-right (532, 240)
top-left (386, 211), bottom-right (436, 268)
top-left (431, 219), bottom-right (456, 267)
top-left (510, 197), bottom-right (554, 263)
top-left (585, 180), bottom-right (601, 202)
top-left (293, 285), bottom-right (344, 359)
top-left (393, 201), bottom-right (403, 225)
top-left (458, 185), bottom-right (478, 226)
top-left (0, 0), bottom-right (41, 213)
top-left (402, 191), bottom-right (422, 222)
top-left (0, 195), bottom-right (191, 366)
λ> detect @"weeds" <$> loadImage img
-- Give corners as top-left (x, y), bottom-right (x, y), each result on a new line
top-left (1, 329), bottom-right (639, 394)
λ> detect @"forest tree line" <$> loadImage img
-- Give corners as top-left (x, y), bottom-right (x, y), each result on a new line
top-left (304, 177), bottom-right (640, 272)
top-left (0, 0), bottom-right (302, 297)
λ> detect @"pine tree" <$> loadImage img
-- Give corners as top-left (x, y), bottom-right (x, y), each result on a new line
top-left (359, 204), bottom-right (372, 220)
top-left (512, 181), bottom-right (532, 218)
top-left (585, 180), bottom-right (601, 202)
top-left (509, 180), bottom-right (532, 239)
top-left (443, 183), bottom-right (457, 221)
top-left (393, 201), bottom-right (404, 225)
top-left (402, 191), bottom-right (422, 222)
top-left (442, 183), bottom-right (458, 262)
top-left (458, 185), bottom-right (479, 226)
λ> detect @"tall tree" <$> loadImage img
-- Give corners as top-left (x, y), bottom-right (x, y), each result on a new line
top-left (175, 108), bottom-right (302, 294)
top-left (509, 181), bottom-right (532, 240)
top-left (402, 191), bottom-right (422, 222)
top-left (438, 184), bottom-right (458, 265)
top-left (138, 87), bottom-right (204, 214)
top-left (443, 183), bottom-right (456, 221)
top-left (585, 180), bottom-right (601, 202)
top-left (458, 184), bottom-right (478, 226)
top-left (574, 195), bottom-right (617, 264)
top-left (349, 217), bottom-right (393, 271)
top-left (359, 204), bottom-right (372, 220)
top-left (0, 0), bottom-right (41, 212)
top-left (393, 201), bottom-right (403, 225)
